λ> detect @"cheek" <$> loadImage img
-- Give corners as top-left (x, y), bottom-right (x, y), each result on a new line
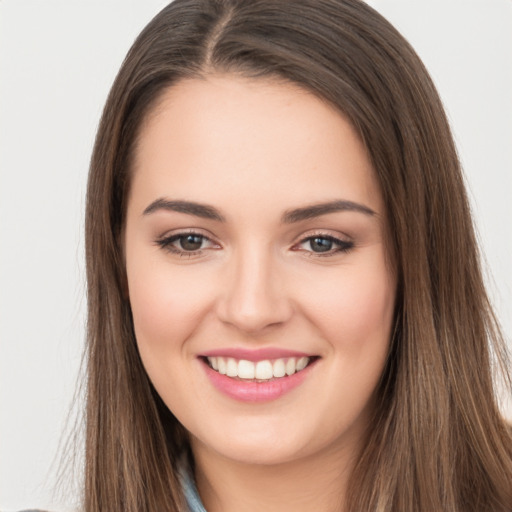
top-left (300, 256), bottom-right (395, 353)
top-left (304, 258), bottom-right (395, 426)
top-left (127, 258), bottom-right (215, 357)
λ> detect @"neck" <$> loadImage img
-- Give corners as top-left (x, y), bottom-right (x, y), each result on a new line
top-left (190, 439), bottom-right (358, 512)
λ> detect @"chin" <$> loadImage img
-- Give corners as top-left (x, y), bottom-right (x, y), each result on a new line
top-left (190, 417), bottom-right (325, 467)
top-left (208, 440), bottom-right (306, 466)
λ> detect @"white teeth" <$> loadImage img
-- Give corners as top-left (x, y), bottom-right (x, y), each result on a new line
top-left (285, 358), bottom-right (296, 376)
top-left (217, 357), bottom-right (227, 375)
top-left (272, 359), bottom-right (286, 378)
top-left (206, 356), bottom-right (311, 380)
top-left (255, 360), bottom-right (273, 380)
top-left (226, 358), bottom-right (238, 377)
top-left (238, 359), bottom-right (255, 379)
top-left (296, 357), bottom-right (309, 371)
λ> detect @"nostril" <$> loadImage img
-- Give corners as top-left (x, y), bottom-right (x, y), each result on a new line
top-left (216, 292), bottom-right (294, 334)
top-left (214, 259), bottom-right (293, 333)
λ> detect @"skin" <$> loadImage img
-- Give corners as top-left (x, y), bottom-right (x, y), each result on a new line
top-left (124, 75), bottom-right (396, 512)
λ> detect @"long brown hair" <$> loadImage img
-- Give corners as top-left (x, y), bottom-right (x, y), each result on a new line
top-left (84, 0), bottom-right (512, 510)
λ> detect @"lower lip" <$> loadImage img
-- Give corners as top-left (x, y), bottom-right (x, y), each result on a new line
top-left (200, 358), bottom-right (318, 403)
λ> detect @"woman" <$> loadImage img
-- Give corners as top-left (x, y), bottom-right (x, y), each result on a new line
top-left (84, 0), bottom-right (512, 510)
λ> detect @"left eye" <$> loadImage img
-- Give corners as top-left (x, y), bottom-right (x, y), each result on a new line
top-left (176, 234), bottom-right (206, 251)
top-left (298, 235), bottom-right (352, 254)
top-left (157, 233), bottom-right (216, 253)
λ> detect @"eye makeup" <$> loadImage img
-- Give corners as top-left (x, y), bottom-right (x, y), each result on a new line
top-left (155, 229), bottom-right (354, 259)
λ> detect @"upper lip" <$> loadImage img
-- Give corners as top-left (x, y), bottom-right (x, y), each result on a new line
top-left (200, 347), bottom-right (315, 362)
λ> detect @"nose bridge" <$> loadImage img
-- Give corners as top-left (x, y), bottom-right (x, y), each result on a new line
top-left (217, 240), bottom-right (291, 333)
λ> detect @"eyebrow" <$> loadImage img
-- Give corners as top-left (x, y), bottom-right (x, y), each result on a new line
top-left (143, 198), bottom-right (226, 221)
top-left (142, 198), bottom-right (376, 222)
top-left (282, 200), bottom-right (376, 223)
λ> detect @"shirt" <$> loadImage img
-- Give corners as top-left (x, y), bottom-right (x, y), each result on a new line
top-left (178, 453), bottom-right (208, 512)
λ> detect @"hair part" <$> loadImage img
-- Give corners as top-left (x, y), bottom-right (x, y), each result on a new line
top-left (84, 1), bottom-right (512, 510)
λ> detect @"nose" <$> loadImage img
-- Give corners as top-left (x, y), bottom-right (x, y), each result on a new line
top-left (215, 244), bottom-right (293, 334)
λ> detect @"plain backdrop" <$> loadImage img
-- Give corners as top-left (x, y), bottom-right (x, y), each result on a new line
top-left (1, 1), bottom-right (511, 510)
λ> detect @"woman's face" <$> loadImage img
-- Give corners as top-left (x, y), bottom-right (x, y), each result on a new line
top-left (124, 76), bottom-right (396, 466)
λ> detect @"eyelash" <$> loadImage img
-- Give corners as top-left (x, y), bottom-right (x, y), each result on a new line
top-left (155, 230), bottom-right (218, 258)
top-left (155, 230), bottom-right (354, 258)
top-left (295, 233), bottom-right (354, 257)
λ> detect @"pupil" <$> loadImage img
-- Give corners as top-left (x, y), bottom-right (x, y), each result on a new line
top-left (181, 235), bottom-right (203, 251)
top-left (311, 237), bottom-right (332, 252)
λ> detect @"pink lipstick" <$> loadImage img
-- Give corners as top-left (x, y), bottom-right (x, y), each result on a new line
top-left (198, 349), bottom-right (319, 402)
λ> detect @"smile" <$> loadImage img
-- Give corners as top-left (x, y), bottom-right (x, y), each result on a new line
top-left (199, 351), bottom-right (319, 402)
top-left (206, 356), bottom-right (311, 381)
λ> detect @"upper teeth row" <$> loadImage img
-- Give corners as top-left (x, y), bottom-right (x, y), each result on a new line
top-left (207, 356), bottom-right (310, 380)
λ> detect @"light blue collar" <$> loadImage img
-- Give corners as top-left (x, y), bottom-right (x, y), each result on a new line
top-left (178, 453), bottom-right (208, 512)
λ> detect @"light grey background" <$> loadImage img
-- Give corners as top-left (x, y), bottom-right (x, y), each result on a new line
top-left (1, 1), bottom-right (511, 510)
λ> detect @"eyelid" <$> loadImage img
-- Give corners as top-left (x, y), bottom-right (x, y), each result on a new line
top-left (294, 229), bottom-right (352, 245)
top-left (154, 228), bottom-right (354, 257)
top-left (156, 227), bottom-right (219, 243)
top-left (292, 229), bottom-right (354, 256)
top-left (155, 228), bottom-right (221, 255)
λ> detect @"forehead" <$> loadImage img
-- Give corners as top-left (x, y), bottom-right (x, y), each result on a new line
top-left (130, 75), bottom-right (383, 218)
